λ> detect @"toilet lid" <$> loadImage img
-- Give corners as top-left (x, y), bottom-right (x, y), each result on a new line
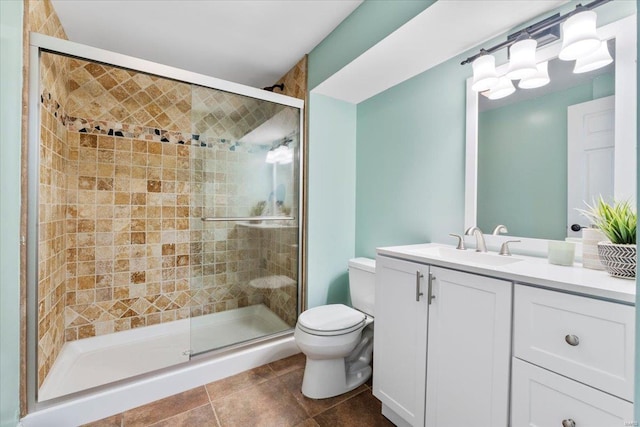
top-left (298, 304), bottom-right (366, 336)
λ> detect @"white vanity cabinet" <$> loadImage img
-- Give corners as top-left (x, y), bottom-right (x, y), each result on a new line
top-left (374, 243), bottom-right (636, 427)
top-left (425, 267), bottom-right (512, 427)
top-left (373, 256), bottom-right (429, 427)
top-left (512, 284), bottom-right (635, 426)
top-left (373, 255), bottom-right (512, 427)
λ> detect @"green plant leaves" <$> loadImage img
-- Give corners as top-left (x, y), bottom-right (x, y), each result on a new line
top-left (577, 198), bottom-right (637, 245)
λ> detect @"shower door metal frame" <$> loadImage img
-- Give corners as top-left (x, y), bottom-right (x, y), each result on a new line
top-left (26, 32), bottom-right (305, 413)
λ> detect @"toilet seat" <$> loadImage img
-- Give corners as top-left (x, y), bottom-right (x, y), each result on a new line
top-left (297, 304), bottom-right (365, 336)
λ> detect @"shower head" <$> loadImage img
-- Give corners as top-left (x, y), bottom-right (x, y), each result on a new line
top-left (263, 83), bottom-right (285, 92)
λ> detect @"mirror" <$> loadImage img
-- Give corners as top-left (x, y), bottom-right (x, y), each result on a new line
top-left (465, 15), bottom-right (637, 242)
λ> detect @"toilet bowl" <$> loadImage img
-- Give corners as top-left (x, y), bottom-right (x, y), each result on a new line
top-left (294, 258), bottom-right (376, 399)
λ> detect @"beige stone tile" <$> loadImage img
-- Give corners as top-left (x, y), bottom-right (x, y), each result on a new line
top-left (279, 368), bottom-right (367, 418)
top-left (80, 413), bottom-right (123, 427)
top-left (313, 390), bottom-right (393, 427)
top-left (212, 377), bottom-right (307, 427)
top-left (147, 404), bottom-right (218, 427)
top-left (269, 352), bottom-right (306, 376)
top-left (123, 387), bottom-right (209, 427)
top-left (205, 365), bottom-right (275, 401)
top-left (294, 419), bottom-right (320, 427)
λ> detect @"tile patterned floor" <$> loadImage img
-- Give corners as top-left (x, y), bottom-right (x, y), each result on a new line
top-left (84, 353), bottom-right (393, 427)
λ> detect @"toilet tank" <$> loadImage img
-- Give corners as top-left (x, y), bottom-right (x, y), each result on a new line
top-left (348, 258), bottom-right (376, 316)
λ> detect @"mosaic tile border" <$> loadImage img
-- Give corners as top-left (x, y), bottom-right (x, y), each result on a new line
top-left (41, 89), bottom-right (65, 122)
top-left (41, 90), bottom-right (290, 152)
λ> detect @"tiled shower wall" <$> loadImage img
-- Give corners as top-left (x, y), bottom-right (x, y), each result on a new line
top-left (193, 140), bottom-right (299, 326)
top-left (30, 0), bottom-right (70, 388)
top-left (66, 59), bottom-right (192, 132)
top-left (272, 56), bottom-right (307, 101)
top-left (37, 52), bottom-right (301, 383)
top-left (38, 92), bottom-right (68, 387)
top-left (61, 60), bottom-right (289, 339)
top-left (63, 133), bottom-right (195, 340)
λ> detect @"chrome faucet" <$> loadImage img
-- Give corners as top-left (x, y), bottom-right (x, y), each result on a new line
top-left (492, 224), bottom-right (508, 235)
top-left (465, 226), bottom-right (487, 252)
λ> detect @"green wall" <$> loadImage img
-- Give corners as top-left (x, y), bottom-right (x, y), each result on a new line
top-left (355, 57), bottom-right (467, 257)
top-left (0, 1), bottom-right (24, 426)
top-left (308, 0), bottom-right (434, 90)
top-left (351, 1), bottom-right (635, 259)
top-left (477, 77), bottom-right (614, 241)
top-left (307, 94), bottom-right (357, 308)
top-left (306, 0), bottom-right (435, 307)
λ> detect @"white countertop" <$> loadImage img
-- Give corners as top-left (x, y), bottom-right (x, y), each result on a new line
top-left (377, 243), bottom-right (636, 305)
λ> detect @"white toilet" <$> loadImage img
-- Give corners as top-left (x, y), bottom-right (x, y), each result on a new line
top-left (294, 257), bottom-right (375, 399)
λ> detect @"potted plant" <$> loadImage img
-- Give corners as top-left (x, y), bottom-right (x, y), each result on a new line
top-left (579, 198), bottom-right (637, 279)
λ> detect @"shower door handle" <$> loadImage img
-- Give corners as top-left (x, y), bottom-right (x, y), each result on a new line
top-left (201, 216), bottom-right (295, 222)
top-left (416, 271), bottom-right (424, 302)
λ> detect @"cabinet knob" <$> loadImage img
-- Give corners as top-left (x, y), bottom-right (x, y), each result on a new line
top-left (565, 334), bottom-right (580, 346)
top-left (562, 419), bottom-right (576, 427)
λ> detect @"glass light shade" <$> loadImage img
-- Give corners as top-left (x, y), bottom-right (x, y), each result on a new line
top-left (279, 146), bottom-right (293, 164)
top-left (573, 41), bottom-right (613, 73)
top-left (518, 61), bottom-right (550, 89)
top-left (559, 10), bottom-right (601, 60)
top-left (485, 77), bottom-right (516, 100)
top-left (506, 38), bottom-right (538, 80)
top-left (265, 146), bottom-right (292, 164)
top-left (471, 54), bottom-right (499, 92)
top-left (265, 149), bottom-right (278, 164)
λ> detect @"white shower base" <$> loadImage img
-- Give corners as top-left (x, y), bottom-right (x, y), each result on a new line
top-left (38, 304), bottom-right (291, 401)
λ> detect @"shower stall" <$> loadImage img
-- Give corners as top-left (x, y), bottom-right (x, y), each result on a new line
top-left (27, 34), bottom-right (304, 409)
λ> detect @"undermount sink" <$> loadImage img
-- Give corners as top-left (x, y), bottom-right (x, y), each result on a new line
top-left (404, 246), bottom-right (523, 267)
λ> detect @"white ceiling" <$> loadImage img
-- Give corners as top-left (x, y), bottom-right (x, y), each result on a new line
top-left (50, 0), bottom-right (363, 88)
top-left (312, 0), bottom-right (569, 104)
top-left (51, 0), bottom-right (572, 100)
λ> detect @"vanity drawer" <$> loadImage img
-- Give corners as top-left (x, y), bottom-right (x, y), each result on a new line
top-left (513, 284), bottom-right (634, 401)
top-left (511, 358), bottom-right (633, 427)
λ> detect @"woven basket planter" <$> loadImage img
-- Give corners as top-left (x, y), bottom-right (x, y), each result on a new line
top-left (597, 242), bottom-right (637, 279)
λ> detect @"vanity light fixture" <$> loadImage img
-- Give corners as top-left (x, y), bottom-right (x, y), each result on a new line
top-left (462, 0), bottom-right (612, 99)
top-left (518, 61), bottom-right (550, 89)
top-left (573, 41), bottom-right (613, 73)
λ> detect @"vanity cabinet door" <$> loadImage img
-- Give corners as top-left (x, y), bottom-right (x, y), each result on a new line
top-left (425, 267), bottom-right (512, 427)
top-left (512, 358), bottom-right (633, 427)
top-left (373, 256), bottom-right (429, 427)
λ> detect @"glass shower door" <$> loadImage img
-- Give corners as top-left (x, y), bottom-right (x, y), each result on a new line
top-left (189, 86), bottom-right (300, 356)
